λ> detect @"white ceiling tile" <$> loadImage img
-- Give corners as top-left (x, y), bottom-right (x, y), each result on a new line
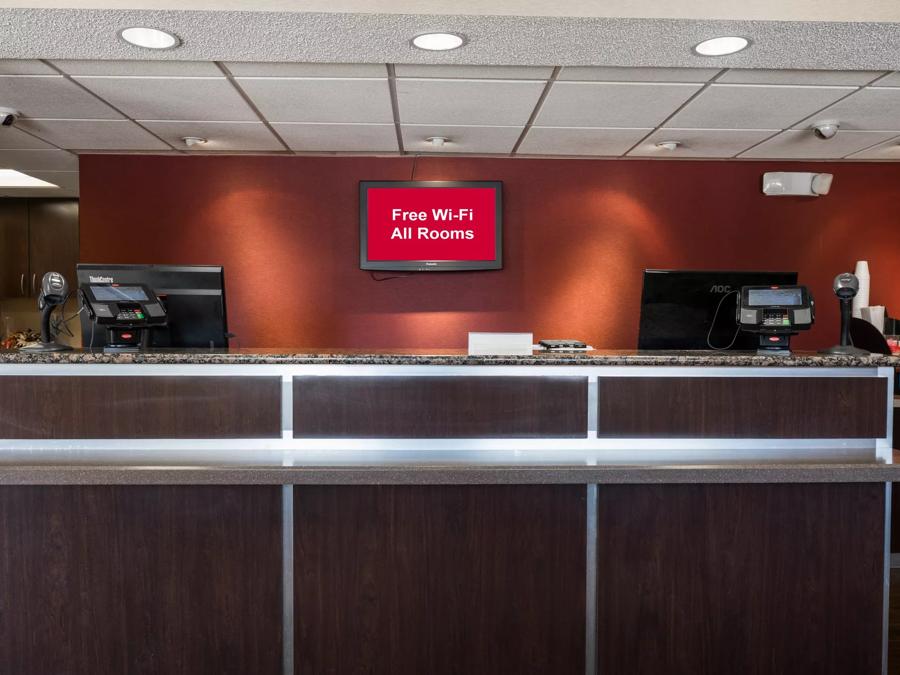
top-left (0, 60), bottom-right (56, 75)
top-left (845, 135), bottom-right (900, 159)
top-left (536, 82), bottom-right (701, 127)
top-left (557, 67), bottom-right (719, 82)
top-left (397, 79), bottom-right (545, 126)
top-left (0, 127), bottom-right (55, 149)
top-left (401, 124), bottom-right (522, 154)
top-left (0, 76), bottom-right (121, 120)
top-left (15, 119), bottom-right (170, 150)
top-left (876, 72), bottom-right (900, 87)
top-left (517, 127), bottom-right (650, 156)
top-left (738, 129), bottom-right (898, 159)
top-left (717, 69), bottom-right (883, 85)
top-left (0, 149), bottom-right (78, 171)
top-left (76, 76), bottom-right (258, 122)
top-left (225, 62), bottom-right (387, 78)
top-left (395, 64), bottom-right (553, 80)
top-left (273, 123), bottom-right (398, 152)
top-left (237, 78), bottom-right (393, 123)
top-left (793, 88), bottom-right (900, 131)
top-left (54, 60), bottom-right (223, 77)
top-left (140, 121), bottom-right (284, 151)
top-left (665, 84), bottom-right (854, 129)
top-left (0, 171), bottom-right (78, 197)
top-left (629, 128), bottom-right (777, 158)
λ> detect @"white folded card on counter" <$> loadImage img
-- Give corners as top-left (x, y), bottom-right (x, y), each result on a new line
top-left (468, 332), bottom-right (534, 356)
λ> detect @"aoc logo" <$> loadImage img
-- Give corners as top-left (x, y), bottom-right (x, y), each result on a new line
top-left (709, 284), bottom-right (732, 294)
top-left (89, 275), bottom-right (114, 283)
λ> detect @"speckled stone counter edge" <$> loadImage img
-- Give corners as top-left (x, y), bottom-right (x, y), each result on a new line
top-left (0, 462), bottom-right (897, 485)
top-left (1, 349), bottom-right (898, 367)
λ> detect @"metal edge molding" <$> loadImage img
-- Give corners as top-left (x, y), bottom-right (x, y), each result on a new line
top-left (0, 363), bottom-right (884, 377)
top-left (883, 481), bottom-right (892, 675)
top-left (282, 485), bottom-right (294, 675)
top-left (585, 484), bottom-right (598, 675)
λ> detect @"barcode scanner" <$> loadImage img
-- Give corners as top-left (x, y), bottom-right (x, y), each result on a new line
top-left (819, 273), bottom-right (870, 356)
top-left (21, 271), bottom-right (73, 353)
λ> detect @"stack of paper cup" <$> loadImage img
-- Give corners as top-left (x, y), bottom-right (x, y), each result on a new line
top-left (852, 260), bottom-right (870, 319)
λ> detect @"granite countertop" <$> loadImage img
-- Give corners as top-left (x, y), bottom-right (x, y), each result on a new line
top-left (0, 458), bottom-right (898, 485)
top-left (0, 347), bottom-right (897, 367)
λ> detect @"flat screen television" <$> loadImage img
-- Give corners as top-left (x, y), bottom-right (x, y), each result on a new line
top-left (637, 269), bottom-right (798, 351)
top-left (360, 180), bottom-right (502, 271)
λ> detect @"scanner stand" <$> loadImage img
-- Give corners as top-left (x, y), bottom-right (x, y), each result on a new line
top-left (20, 303), bottom-right (72, 353)
top-left (819, 297), bottom-right (870, 356)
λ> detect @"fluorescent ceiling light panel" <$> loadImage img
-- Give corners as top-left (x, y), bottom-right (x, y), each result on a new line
top-left (0, 170), bottom-right (59, 188)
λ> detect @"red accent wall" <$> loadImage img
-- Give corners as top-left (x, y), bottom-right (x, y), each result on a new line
top-left (79, 154), bottom-right (900, 349)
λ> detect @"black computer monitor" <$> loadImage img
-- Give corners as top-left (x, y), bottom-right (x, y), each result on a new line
top-left (637, 269), bottom-right (798, 350)
top-left (77, 264), bottom-right (228, 349)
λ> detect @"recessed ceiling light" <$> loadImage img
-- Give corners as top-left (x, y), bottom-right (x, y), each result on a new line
top-left (0, 170), bottom-right (58, 188)
top-left (426, 136), bottom-right (449, 148)
top-left (118, 27), bottom-right (181, 50)
top-left (693, 36), bottom-right (750, 56)
top-left (411, 32), bottom-right (466, 51)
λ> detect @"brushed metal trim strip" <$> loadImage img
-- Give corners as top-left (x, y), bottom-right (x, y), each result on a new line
top-left (585, 484), bottom-right (598, 675)
top-left (281, 375), bottom-right (293, 440)
top-left (587, 378), bottom-right (598, 438)
top-left (0, 363), bottom-right (883, 378)
top-left (881, 367), bottom-right (894, 464)
top-left (282, 485), bottom-right (294, 675)
top-left (884, 481), bottom-right (892, 675)
top-left (0, 437), bottom-right (878, 452)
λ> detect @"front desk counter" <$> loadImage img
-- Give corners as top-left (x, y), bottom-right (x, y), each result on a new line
top-left (1, 348), bottom-right (898, 675)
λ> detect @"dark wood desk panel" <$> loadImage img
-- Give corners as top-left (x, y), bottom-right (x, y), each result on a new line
top-left (294, 485), bottom-right (586, 675)
top-left (293, 376), bottom-right (588, 437)
top-left (597, 483), bottom-right (885, 675)
top-left (0, 485), bottom-right (282, 675)
top-left (598, 376), bottom-right (886, 438)
top-left (0, 376), bottom-right (281, 438)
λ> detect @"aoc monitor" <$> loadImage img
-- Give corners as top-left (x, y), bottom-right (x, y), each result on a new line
top-left (637, 269), bottom-right (798, 351)
top-left (360, 180), bottom-right (502, 271)
top-left (77, 264), bottom-right (228, 349)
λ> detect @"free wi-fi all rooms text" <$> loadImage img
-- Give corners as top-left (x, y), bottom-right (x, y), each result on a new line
top-left (389, 208), bottom-right (476, 240)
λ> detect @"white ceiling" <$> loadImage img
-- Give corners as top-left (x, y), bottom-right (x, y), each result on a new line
top-left (3, 0), bottom-right (900, 22)
top-left (3, 60), bottom-right (900, 197)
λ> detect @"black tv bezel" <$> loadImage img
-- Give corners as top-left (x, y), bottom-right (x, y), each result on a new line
top-left (359, 180), bottom-right (503, 272)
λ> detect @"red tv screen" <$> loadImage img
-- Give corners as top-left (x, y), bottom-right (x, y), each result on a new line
top-left (360, 181), bottom-right (502, 271)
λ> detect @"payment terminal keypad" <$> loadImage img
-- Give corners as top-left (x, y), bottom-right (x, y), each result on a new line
top-left (115, 309), bottom-right (145, 321)
top-left (762, 309), bottom-right (791, 327)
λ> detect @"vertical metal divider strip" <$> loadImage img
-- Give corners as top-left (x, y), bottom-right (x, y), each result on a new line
top-left (884, 481), bottom-right (892, 675)
top-left (282, 375), bottom-right (295, 675)
top-left (587, 378), bottom-right (598, 439)
top-left (283, 484), bottom-right (295, 675)
top-left (282, 375), bottom-right (294, 441)
top-left (586, 375), bottom-right (599, 674)
top-left (586, 483), bottom-right (599, 675)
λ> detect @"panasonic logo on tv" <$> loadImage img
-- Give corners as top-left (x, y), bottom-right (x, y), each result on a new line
top-left (709, 284), bottom-right (732, 293)
top-left (89, 275), bottom-right (114, 283)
